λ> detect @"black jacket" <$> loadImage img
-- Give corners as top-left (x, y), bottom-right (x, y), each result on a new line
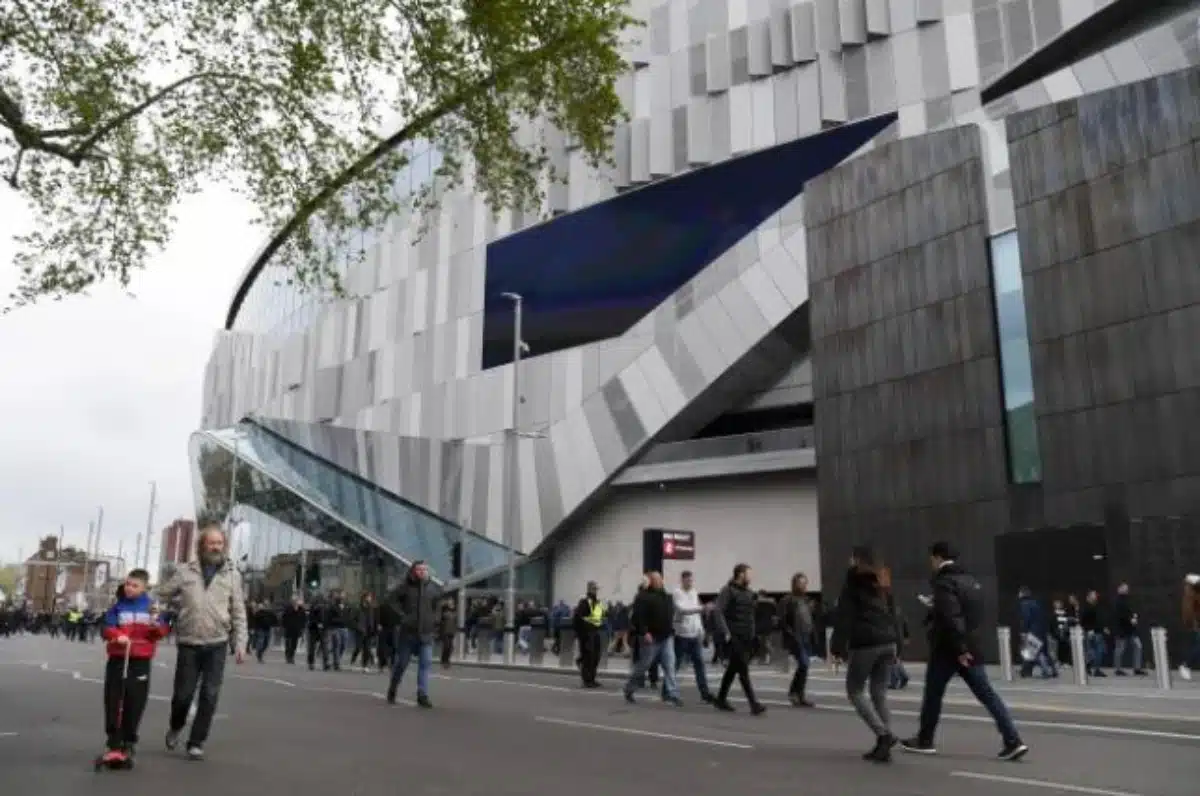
top-left (1112, 594), bottom-right (1137, 637)
top-left (1078, 602), bottom-right (1102, 634)
top-left (714, 581), bottom-right (756, 642)
top-left (926, 562), bottom-right (985, 661)
top-left (777, 593), bottom-right (814, 647)
top-left (324, 601), bottom-right (348, 629)
top-left (630, 587), bottom-right (675, 642)
top-left (829, 568), bottom-right (899, 655)
top-left (388, 576), bottom-right (440, 641)
top-left (281, 606), bottom-right (307, 635)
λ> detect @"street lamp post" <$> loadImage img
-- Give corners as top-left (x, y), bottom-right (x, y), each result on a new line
top-left (143, 481), bottom-right (158, 571)
top-left (500, 291), bottom-right (524, 666)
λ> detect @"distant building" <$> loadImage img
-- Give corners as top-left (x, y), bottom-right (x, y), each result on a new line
top-left (23, 536), bottom-right (105, 613)
top-left (159, 519), bottom-right (196, 574)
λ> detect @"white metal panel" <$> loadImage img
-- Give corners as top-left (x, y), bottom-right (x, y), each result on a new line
top-left (550, 473), bottom-right (821, 604)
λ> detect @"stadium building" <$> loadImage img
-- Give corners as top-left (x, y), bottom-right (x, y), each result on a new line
top-left (194, 0), bottom-right (1200, 652)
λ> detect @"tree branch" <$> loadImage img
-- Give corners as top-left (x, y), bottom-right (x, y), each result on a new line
top-left (246, 33), bottom-right (581, 293)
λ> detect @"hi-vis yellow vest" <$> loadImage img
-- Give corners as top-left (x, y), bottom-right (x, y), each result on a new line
top-left (584, 600), bottom-right (606, 627)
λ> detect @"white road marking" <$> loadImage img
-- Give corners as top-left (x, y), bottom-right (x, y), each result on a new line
top-left (534, 716), bottom-right (753, 749)
top-left (950, 771), bottom-right (1145, 796)
top-left (435, 674), bottom-right (1200, 741)
top-left (0, 732), bottom-right (18, 738)
top-left (231, 674), bottom-right (295, 687)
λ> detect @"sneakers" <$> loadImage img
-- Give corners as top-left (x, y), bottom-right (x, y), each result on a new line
top-left (899, 736), bottom-right (937, 755)
top-left (164, 728), bottom-right (182, 751)
top-left (186, 745), bottom-right (205, 761)
top-left (788, 692), bottom-right (815, 708)
top-left (417, 694), bottom-right (433, 709)
top-left (1180, 665), bottom-right (1193, 682)
top-left (998, 741), bottom-right (1029, 761)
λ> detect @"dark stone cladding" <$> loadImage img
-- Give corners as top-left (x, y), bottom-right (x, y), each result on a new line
top-left (1007, 66), bottom-right (1200, 649)
top-left (805, 125), bottom-right (1009, 658)
top-left (1008, 64), bottom-right (1200, 526)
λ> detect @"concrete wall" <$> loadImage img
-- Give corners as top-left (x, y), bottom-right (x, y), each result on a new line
top-left (1008, 65), bottom-right (1200, 526)
top-left (805, 125), bottom-right (1010, 651)
top-left (549, 471), bottom-right (819, 605)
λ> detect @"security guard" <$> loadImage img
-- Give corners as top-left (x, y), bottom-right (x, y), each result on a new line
top-left (573, 581), bottom-right (606, 688)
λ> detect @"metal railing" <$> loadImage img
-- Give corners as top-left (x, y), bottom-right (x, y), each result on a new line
top-left (635, 426), bottom-right (815, 466)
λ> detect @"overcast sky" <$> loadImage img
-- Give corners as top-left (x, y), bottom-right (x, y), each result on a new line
top-left (0, 185), bottom-right (261, 571)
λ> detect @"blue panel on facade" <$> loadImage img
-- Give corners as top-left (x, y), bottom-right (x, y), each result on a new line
top-left (482, 112), bottom-right (898, 368)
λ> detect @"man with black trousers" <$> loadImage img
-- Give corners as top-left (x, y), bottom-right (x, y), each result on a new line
top-left (306, 595), bottom-right (327, 670)
top-left (711, 563), bottom-right (766, 715)
top-left (280, 595), bottom-right (306, 664)
top-left (573, 581), bottom-right (606, 688)
top-left (900, 542), bottom-right (1028, 761)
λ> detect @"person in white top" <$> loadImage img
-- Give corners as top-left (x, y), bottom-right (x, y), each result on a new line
top-left (664, 571), bottom-right (714, 703)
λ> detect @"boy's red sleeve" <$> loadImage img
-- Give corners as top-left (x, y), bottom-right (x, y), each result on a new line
top-left (101, 625), bottom-right (121, 641)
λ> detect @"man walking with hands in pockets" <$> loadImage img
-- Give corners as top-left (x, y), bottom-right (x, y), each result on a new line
top-left (157, 521), bottom-right (248, 761)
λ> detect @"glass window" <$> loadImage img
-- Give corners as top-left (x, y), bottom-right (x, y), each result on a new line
top-left (989, 230), bottom-right (1042, 484)
top-left (191, 423), bottom-right (514, 587)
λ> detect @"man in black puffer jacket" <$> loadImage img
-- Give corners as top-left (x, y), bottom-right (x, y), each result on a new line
top-left (900, 542), bottom-right (1027, 762)
top-left (711, 563), bottom-right (765, 714)
top-left (622, 572), bottom-right (681, 705)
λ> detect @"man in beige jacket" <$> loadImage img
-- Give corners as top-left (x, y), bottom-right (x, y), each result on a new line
top-left (157, 522), bottom-right (247, 760)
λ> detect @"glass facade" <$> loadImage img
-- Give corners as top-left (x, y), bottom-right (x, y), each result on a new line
top-left (989, 230), bottom-right (1043, 484)
top-left (189, 418), bottom-right (539, 604)
top-left (229, 140), bottom-right (443, 338)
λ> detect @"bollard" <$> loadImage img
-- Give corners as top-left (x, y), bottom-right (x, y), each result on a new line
top-left (1151, 627), bottom-right (1171, 691)
top-left (598, 632), bottom-right (611, 671)
top-left (824, 626), bottom-right (835, 667)
top-left (1069, 625), bottom-right (1088, 686)
top-left (997, 626), bottom-right (1014, 682)
top-left (528, 627), bottom-right (547, 665)
top-left (557, 628), bottom-right (577, 669)
top-left (455, 629), bottom-right (467, 661)
top-left (477, 630), bottom-right (493, 663)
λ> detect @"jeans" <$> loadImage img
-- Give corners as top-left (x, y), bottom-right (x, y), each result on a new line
top-left (664, 636), bottom-right (711, 698)
top-left (1186, 631), bottom-right (1200, 668)
top-left (1085, 631), bottom-right (1107, 670)
top-left (845, 645), bottom-right (895, 738)
top-left (389, 633), bottom-right (433, 697)
top-left (168, 643), bottom-right (228, 746)
top-left (1113, 634), bottom-right (1143, 670)
top-left (787, 637), bottom-right (811, 697)
top-left (625, 637), bottom-right (679, 700)
top-left (323, 627), bottom-right (349, 669)
top-left (252, 629), bottom-right (271, 661)
top-left (918, 656), bottom-right (1020, 747)
top-left (1020, 634), bottom-right (1057, 678)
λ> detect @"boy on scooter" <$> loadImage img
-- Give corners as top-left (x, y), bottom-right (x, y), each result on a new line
top-left (98, 569), bottom-right (169, 766)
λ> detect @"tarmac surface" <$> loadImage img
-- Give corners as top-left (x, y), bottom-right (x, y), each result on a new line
top-left (2, 634), bottom-right (1198, 796)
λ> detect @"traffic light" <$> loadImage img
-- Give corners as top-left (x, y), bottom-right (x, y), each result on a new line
top-left (304, 563), bottom-right (320, 589)
top-left (450, 542), bottom-right (463, 578)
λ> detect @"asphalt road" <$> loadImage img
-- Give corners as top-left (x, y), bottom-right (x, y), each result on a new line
top-left (2, 634), bottom-right (1197, 796)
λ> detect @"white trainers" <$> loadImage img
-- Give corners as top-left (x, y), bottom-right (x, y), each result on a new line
top-left (186, 745), bottom-right (205, 761)
top-left (1180, 665), bottom-right (1192, 681)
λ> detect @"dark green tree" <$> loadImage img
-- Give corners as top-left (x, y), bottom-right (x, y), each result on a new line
top-left (0, 0), bottom-right (633, 309)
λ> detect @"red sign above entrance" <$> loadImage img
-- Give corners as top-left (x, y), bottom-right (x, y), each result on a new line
top-left (661, 530), bottom-right (695, 561)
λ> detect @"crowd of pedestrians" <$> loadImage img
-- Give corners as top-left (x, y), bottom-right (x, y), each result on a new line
top-left (5, 521), bottom-right (1200, 770)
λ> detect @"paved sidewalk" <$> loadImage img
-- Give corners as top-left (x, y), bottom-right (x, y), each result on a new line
top-left (449, 649), bottom-right (1200, 719)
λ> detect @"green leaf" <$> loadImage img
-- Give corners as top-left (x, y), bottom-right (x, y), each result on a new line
top-left (0, 0), bottom-right (635, 310)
